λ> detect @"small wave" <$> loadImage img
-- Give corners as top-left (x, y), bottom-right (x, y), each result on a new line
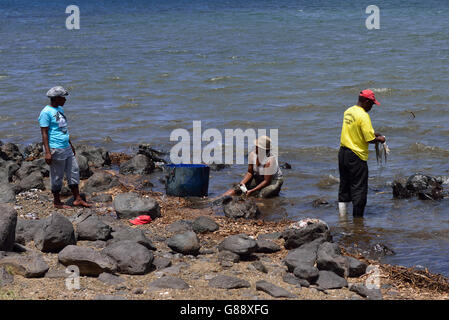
top-left (206, 76), bottom-right (232, 82)
top-left (369, 88), bottom-right (393, 94)
top-left (409, 142), bottom-right (449, 157)
top-left (118, 103), bottom-right (139, 109)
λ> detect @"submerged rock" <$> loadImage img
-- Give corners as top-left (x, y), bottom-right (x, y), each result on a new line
top-left (393, 173), bottom-right (444, 200)
top-left (222, 196), bottom-right (260, 219)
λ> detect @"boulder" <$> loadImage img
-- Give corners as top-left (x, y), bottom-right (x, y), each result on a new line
top-left (0, 253), bottom-right (49, 278)
top-left (76, 215), bottom-right (112, 241)
top-left (251, 261), bottom-right (268, 273)
top-left (347, 257), bottom-right (368, 277)
top-left (58, 245), bottom-right (117, 276)
top-left (315, 270), bottom-right (348, 290)
top-left (256, 239), bottom-right (281, 253)
top-left (83, 171), bottom-right (120, 194)
top-left (166, 231), bottom-right (200, 256)
top-left (192, 216), bottom-right (219, 234)
top-left (113, 192), bottom-right (160, 220)
top-left (152, 257), bottom-right (172, 270)
top-left (208, 275), bottom-right (250, 289)
top-left (0, 184), bottom-right (16, 203)
top-left (255, 280), bottom-right (297, 298)
top-left (166, 220), bottom-right (193, 233)
top-left (0, 160), bottom-right (19, 183)
top-left (0, 204), bottom-right (17, 251)
top-left (98, 272), bottom-right (124, 285)
top-left (103, 240), bottom-right (154, 275)
top-left (76, 154), bottom-right (93, 179)
top-left (257, 232), bottom-right (282, 240)
top-left (23, 143), bottom-right (43, 161)
top-left (119, 154), bottom-right (154, 175)
top-left (282, 273), bottom-right (303, 286)
top-left (349, 283), bottom-right (383, 300)
top-left (282, 219), bottom-right (332, 250)
top-left (34, 212), bottom-right (76, 253)
top-left (108, 227), bottom-right (156, 251)
top-left (137, 144), bottom-right (167, 163)
top-left (0, 143), bottom-right (22, 164)
top-left (19, 171), bottom-right (45, 191)
top-left (284, 238), bottom-right (324, 272)
top-left (15, 218), bottom-right (44, 245)
top-left (90, 194), bottom-right (112, 203)
top-left (393, 174), bottom-right (444, 200)
top-left (316, 242), bottom-right (348, 277)
top-left (217, 250), bottom-right (240, 263)
top-left (0, 266), bottom-right (14, 286)
top-left (148, 276), bottom-right (189, 290)
top-left (75, 145), bottom-right (111, 167)
top-left (222, 196), bottom-right (260, 219)
top-left (218, 234), bottom-right (258, 257)
top-left (15, 159), bottom-right (49, 180)
top-left (293, 265), bottom-right (319, 283)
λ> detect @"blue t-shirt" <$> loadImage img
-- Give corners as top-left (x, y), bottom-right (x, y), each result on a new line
top-left (38, 105), bottom-right (70, 149)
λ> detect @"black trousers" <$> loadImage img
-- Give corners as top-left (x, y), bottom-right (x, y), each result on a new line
top-left (338, 146), bottom-right (368, 217)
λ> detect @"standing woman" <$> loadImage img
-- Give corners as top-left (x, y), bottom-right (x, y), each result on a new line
top-left (223, 135), bottom-right (283, 198)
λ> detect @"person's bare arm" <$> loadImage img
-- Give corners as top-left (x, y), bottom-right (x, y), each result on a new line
top-left (239, 164), bottom-right (254, 186)
top-left (369, 135), bottom-right (385, 144)
top-left (69, 140), bottom-right (76, 156)
top-left (41, 127), bottom-right (52, 164)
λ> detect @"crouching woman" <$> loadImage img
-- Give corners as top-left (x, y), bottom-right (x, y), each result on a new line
top-left (223, 136), bottom-right (283, 198)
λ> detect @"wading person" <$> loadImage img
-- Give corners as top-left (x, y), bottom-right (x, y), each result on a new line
top-left (38, 86), bottom-right (91, 209)
top-left (338, 89), bottom-right (385, 217)
top-left (223, 135), bottom-right (283, 198)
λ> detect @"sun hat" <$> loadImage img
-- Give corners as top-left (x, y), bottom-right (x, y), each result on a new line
top-left (129, 215), bottom-right (152, 225)
top-left (359, 89), bottom-right (380, 105)
top-left (254, 135), bottom-right (271, 150)
top-left (46, 86), bottom-right (69, 98)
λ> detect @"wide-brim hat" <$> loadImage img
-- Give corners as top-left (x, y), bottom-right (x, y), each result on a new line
top-left (254, 135), bottom-right (271, 150)
top-left (46, 86), bottom-right (69, 98)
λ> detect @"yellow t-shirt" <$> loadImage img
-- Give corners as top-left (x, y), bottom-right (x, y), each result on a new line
top-left (340, 105), bottom-right (376, 161)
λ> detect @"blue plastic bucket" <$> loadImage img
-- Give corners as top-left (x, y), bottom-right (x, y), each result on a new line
top-left (165, 164), bottom-right (210, 197)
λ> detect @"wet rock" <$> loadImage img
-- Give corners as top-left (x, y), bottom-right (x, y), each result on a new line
top-left (0, 160), bottom-right (20, 183)
top-left (293, 265), bottom-right (319, 283)
top-left (108, 227), bottom-right (156, 251)
top-left (255, 280), bottom-right (297, 298)
top-left (0, 143), bottom-right (23, 164)
top-left (0, 266), bottom-right (14, 285)
top-left (75, 145), bottom-right (111, 168)
top-left (222, 196), bottom-right (260, 219)
top-left (23, 143), bottom-right (43, 161)
top-left (0, 184), bottom-right (15, 203)
top-left (15, 159), bottom-right (49, 180)
top-left (148, 276), bottom-right (189, 290)
top-left (218, 234), bottom-right (258, 257)
top-left (312, 198), bottom-right (329, 207)
top-left (393, 174), bottom-right (444, 200)
top-left (0, 253), bottom-right (49, 278)
top-left (34, 212), bottom-right (76, 253)
top-left (349, 284), bottom-right (383, 300)
top-left (119, 154), bottom-right (154, 175)
top-left (98, 272), bottom-right (124, 285)
top-left (208, 163), bottom-right (230, 171)
top-left (58, 245), bottom-right (117, 276)
top-left (208, 275), bottom-right (250, 289)
top-left (315, 271), bottom-right (348, 290)
top-left (166, 231), bottom-right (200, 256)
top-left (218, 250), bottom-right (240, 263)
top-left (103, 240), bottom-right (154, 275)
top-left (284, 238), bottom-right (324, 272)
top-left (406, 173), bottom-right (439, 192)
top-left (370, 243), bottom-right (395, 258)
top-left (282, 219), bottom-right (331, 250)
top-left (347, 257), bottom-right (367, 277)
top-left (316, 242), bottom-right (348, 277)
top-left (192, 216), bottom-right (219, 234)
top-left (19, 171), bottom-right (45, 191)
top-left (152, 257), bottom-right (172, 269)
top-left (76, 154), bottom-right (93, 179)
top-left (0, 204), bottom-right (17, 251)
top-left (251, 261), bottom-right (268, 273)
top-left (90, 193), bottom-right (112, 203)
top-left (392, 178), bottom-right (412, 199)
top-left (15, 218), bottom-right (44, 245)
top-left (83, 171), bottom-right (120, 194)
top-left (137, 144), bottom-right (167, 164)
top-left (76, 215), bottom-right (112, 241)
top-left (255, 239), bottom-right (281, 253)
top-left (280, 162), bottom-right (292, 169)
top-left (166, 220), bottom-right (193, 233)
top-left (113, 192), bottom-right (160, 220)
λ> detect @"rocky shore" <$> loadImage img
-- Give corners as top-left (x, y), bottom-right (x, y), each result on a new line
top-left (1, 141), bottom-right (448, 300)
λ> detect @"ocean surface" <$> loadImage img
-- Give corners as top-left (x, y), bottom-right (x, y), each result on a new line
top-left (1, 1), bottom-right (449, 276)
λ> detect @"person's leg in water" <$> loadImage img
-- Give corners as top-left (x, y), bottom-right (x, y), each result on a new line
top-left (50, 158), bottom-right (71, 209)
top-left (349, 152), bottom-right (368, 217)
top-left (65, 154), bottom-right (91, 207)
top-left (338, 147), bottom-right (352, 216)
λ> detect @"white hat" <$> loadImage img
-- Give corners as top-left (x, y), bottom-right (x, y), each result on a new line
top-left (253, 135), bottom-right (271, 150)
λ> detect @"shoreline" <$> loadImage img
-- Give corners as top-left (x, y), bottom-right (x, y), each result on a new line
top-left (1, 142), bottom-right (449, 300)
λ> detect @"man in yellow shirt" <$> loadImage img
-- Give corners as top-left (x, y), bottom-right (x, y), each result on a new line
top-left (338, 89), bottom-right (386, 217)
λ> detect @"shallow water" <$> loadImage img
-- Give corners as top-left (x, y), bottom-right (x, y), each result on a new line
top-left (1, 1), bottom-right (448, 275)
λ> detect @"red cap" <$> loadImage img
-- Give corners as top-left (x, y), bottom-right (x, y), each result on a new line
top-left (359, 89), bottom-right (380, 105)
top-left (129, 215), bottom-right (152, 225)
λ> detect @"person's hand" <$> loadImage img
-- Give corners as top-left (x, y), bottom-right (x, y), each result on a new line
top-left (45, 153), bottom-right (52, 165)
top-left (71, 145), bottom-right (76, 156)
top-left (377, 136), bottom-right (386, 144)
top-left (246, 189), bottom-right (254, 197)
